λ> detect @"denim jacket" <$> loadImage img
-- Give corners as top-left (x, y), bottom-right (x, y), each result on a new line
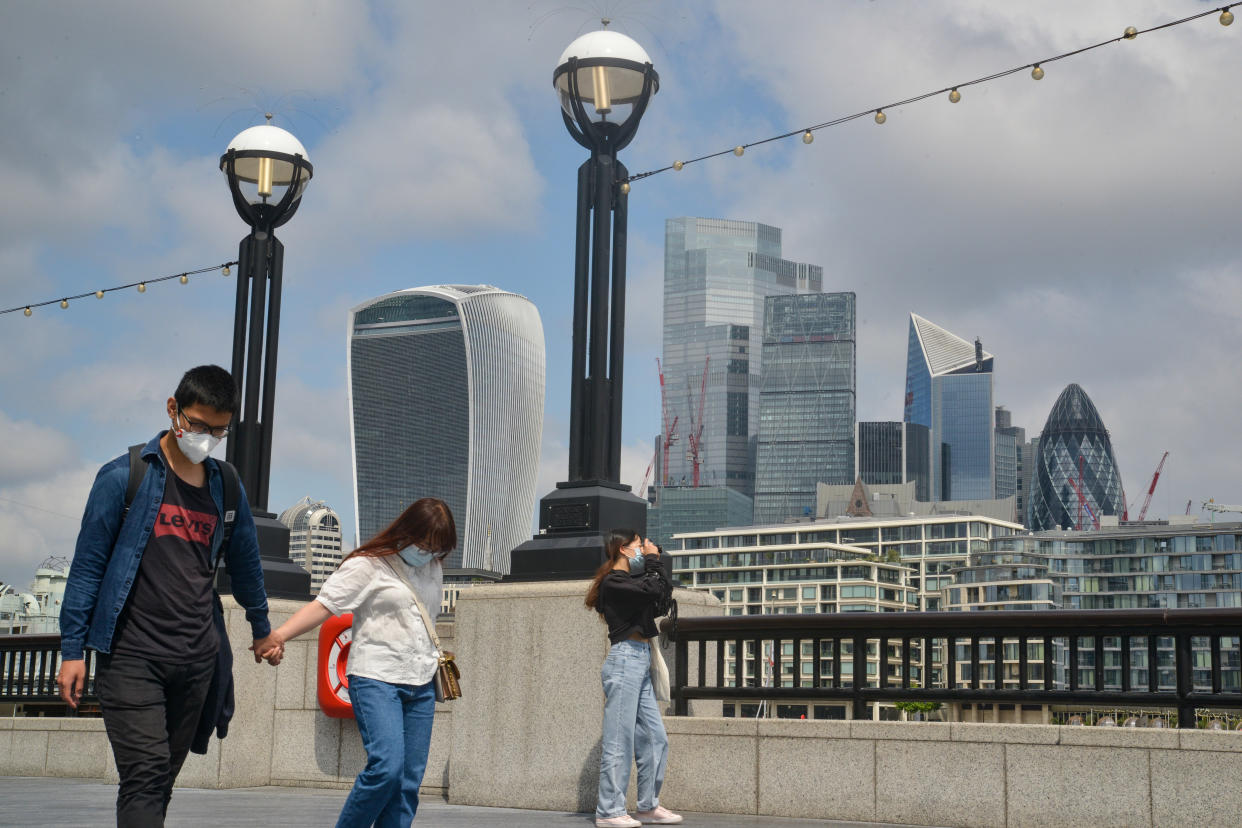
top-left (59, 432), bottom-right (271, 661)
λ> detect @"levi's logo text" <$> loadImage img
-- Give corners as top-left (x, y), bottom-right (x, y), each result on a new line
top-left (154, 505), bottom-right (218, 544)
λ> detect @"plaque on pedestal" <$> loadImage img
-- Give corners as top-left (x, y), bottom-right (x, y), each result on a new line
top-left (507, 481), bottom-right (648, 581)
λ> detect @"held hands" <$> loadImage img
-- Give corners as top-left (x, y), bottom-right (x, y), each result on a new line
top-left (250, 633), bottom-right (285, 666)
top-left (56, 659), bottom-right (86, 709)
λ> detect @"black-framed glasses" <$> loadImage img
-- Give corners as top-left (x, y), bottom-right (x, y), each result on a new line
top-left (177, 408), bottom-right (231, 439)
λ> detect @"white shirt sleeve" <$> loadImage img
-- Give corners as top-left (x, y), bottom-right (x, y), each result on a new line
top-left (315, 556), bottom-right (374, 615)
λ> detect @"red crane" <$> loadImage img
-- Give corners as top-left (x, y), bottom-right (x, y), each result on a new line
top-left (686, 356), bottom-right (710, 487)
top-left (1134, 451), bottom-right (1169, 522)
top-left (655, 358), bottom-right (679, 486)
top-left (1067, 458), bottom-right (1099, 530)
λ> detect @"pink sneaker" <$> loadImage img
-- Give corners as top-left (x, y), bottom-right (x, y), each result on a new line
top-left (595, 816), bottom-right (641, 828)
top-left (635, 806), bottom-right (683, 824)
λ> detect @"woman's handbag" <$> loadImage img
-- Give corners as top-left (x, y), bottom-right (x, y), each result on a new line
top-left (649, 637), bottom-right (671, 702)
top-left (385, 558), bottom-right (463, 702)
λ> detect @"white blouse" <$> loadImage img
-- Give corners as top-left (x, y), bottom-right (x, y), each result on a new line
top-left (315, 553), bottom-right (443, 686)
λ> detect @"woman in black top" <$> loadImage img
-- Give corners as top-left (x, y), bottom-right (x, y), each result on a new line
top-left (584, 530), bottom-right (683, 827)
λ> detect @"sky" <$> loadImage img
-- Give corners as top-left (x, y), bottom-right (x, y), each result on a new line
top-left (2, 0), bottom-right (1241, 589)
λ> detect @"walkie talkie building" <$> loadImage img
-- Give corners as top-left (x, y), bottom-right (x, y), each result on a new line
top-left (347, 285), bottom-right (545, 576)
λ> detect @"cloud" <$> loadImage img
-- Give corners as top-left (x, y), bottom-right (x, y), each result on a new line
top-left (0, 464), bottom-right (98, 589)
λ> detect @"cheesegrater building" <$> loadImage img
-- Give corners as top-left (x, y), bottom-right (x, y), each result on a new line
top-left (347, 285), bottom-right (544, 578)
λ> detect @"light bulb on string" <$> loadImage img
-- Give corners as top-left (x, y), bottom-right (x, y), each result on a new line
top-left (949, 88), bottom-right (961, 103)
top-left (1222, 9), bottom-right (1235, 25)
top-left (180, 274), bottom-right (189, 284)
top-left (222, 265), bottom-right (230, 276)
top-left (673, 160), bottom-right (684, 171)
top-left (802, 130), bottom-right (814, 144)
top-left (733, 146), bottom-right (744, 156)
top-left (60, 299), bottom-right (69, 309)
top-left (137, 283), bottom-right (146, 293)
top-left (95, 290), bottom-right (105, 299)
top-left (620, 181), bottom-right (631, 194)
top-left (23, 307), bottom-right (31, 317)
top-left (874, 110), bottom-right (887, 124)
top-left (1031, 65), bottom-right (1045, 80)
top-left (1123, 26), bottom-right (1138, 39)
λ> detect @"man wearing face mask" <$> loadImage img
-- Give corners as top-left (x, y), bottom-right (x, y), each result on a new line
top-left (57, 364), bottom-right (278, 827)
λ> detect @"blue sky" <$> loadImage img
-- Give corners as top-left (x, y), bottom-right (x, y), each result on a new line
top-left (2, 1), bottom-right (1241, 588)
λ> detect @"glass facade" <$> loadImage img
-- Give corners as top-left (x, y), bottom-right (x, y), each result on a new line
top-left (647, 486), bottom-right (754, 552)
top-left (857, 421), bottom-right (931, 502)
top-left (278, 497), bottom-right (343, 593)
top-left (1027, 384), bottom-right (1124, 531)
top-left (662, 218), bottom-right (821, 495)
top-left (904, 314), bottom-right (994, 501)
top-left (348, 286), bottom-right (544, 576)
top-left (754, 292), bottom-right (855, 523)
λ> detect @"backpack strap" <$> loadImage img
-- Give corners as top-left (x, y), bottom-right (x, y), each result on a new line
top-left (214, 458), bottom-right (241, 569)
top-left (122, 443), bottom-right (146, 519)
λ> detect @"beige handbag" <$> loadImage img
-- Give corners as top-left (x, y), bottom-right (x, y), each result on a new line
top-left (385, 557), bottom-right (462, 702)
top-left (649, 637), bottom-right (671, 702)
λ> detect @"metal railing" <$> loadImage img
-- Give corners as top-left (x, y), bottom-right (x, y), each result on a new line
top-left (663, 608), bottom-right (1242, 727)
top-left (0, 634), bottom-right (96, 711)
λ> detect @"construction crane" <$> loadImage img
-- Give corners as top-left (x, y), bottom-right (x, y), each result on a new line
top-left (1203, 500), bottom-right (1242, 523)
top-left (638, 450), bottom-right (656, 497)
top-left (685, 356), bottom-right (710, 487)
top-left (1132, 451), bottom-right (1169, 522)
top-left (655, 358), bottom-right (679, 486)
top-left (1067, 472), bottom-right (1100, 531)
top-left (1185, 500), bottom-right (1193, 515)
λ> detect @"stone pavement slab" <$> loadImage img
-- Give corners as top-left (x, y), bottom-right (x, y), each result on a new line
top-left (0, 777), bottom-right (943, 827)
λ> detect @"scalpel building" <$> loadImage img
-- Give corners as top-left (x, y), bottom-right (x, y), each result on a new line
top-left (347, 285), bottom-right (545, 577)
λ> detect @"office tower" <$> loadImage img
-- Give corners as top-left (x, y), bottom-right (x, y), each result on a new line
top-left (278, 497), bottom-right (344, 593)
top-left (347, 285), bottom-right (544, 576)
top-left (647, 486), bottom-right (754, 552)
top-left (856, 421), bottom-right (932, 502)
top-left (1027, 383), bottom-right (1124, 532)
top-left (903, 313), bottom-right (994, 501)
top-left (662, 217), bottom-right (822, 496)
top-left (753, 292), bottom-right (856, 523)
top-left (994, 406), bottom-right (1025, 523)
top-left (1020, 437), bottom-right (1038, 526)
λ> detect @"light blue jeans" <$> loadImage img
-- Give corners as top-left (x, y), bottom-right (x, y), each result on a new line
top-left (597, 638), bottom-right (669, 819)
top-left (338, 674), bottom-right (436, 828)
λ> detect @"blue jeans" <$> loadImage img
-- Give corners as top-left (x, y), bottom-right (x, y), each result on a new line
top-left (338, 675), bottom-right (436, 828)
top-left (597, 638), bottom-right (669, 819)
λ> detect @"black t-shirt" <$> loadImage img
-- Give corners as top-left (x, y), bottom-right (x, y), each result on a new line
top-left (597, 557), bottom-right (668, 644)
top-left (111, 455), bottom-right (219, 662)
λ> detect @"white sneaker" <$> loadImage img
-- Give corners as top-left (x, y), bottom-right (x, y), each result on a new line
top-left (596, 816), bottom-right (642, 828)
top-left (635, 806), bottom-right (684, 824)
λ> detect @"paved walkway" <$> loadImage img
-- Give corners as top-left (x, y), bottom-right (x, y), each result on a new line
top-left (0, 778), bottom-right (941, 827)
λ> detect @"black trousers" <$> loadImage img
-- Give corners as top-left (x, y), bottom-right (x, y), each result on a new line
top-left (96, 653), bottom-right (215, 828)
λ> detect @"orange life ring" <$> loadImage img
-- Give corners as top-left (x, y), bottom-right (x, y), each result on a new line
top-left (317, 613), bottom-right (355, 718)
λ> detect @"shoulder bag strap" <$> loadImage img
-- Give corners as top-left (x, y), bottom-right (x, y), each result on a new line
top-left (382, 556), bottom-right (444, 654)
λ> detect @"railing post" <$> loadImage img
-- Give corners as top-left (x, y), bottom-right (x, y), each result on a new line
top-left (852, 633), bottom-right (867, 721)
top-left (674, 634), bottom-right (688, 716)
top-left (1176, 632), bottom-right (1194, 728)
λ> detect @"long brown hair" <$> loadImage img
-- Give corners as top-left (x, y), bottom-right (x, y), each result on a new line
top-left (345, 498), bottom-right (457, 561)
top-left (584, 528), bottom-right (639, 611)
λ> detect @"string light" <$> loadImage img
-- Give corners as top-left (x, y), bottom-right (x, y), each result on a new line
top-left (733, 145), bottom-right (745, 156)
top-left (2, 261), bottom-right (238, 318)
top-left (621, 4), bottom-right (1240, 186)
top-left (620, 181), bottom-right (631, 194)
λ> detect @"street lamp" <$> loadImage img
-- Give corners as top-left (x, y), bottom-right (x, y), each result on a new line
top-left (218, 117), bottom-right (314, 598)
top-left (509, 26), bottom-right (659, 580)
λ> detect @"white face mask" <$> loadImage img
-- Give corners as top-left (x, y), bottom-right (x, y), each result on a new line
top-left (172, 420), bottom-right (222, 464)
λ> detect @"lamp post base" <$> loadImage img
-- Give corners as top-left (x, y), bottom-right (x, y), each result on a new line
top-left (507, 481), bottom-right (648, 581)
top-left (216, 513), bottom-right (312, 600)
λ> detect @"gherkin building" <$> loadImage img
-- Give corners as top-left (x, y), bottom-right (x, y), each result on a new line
top-left (1028, 383), bottom-right (1125, 531)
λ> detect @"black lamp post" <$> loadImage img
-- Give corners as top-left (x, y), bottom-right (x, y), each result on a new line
top-left (509, 27), bottom-right (659, 580)
top-left (217, 118), bottom-right (314, 598)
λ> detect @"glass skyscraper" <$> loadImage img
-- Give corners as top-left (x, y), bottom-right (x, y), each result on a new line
top-left (662, 218), bottom-right (822, 495)
top-left (278, 497), bottom-right (343, 593)
top-left (903, 313), bottom-right (994, 501)
top-left (347, 285), bottom-right (544, 576)
top-left (1027, 383), bottom-right (1124, 531)
top-left (753, 292), bottom-right (855, 523)
top-left (856, 421), bottom-right (932, 502)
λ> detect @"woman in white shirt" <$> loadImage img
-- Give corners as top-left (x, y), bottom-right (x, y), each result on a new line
top-left (259, 497), bottom-right (455, 827)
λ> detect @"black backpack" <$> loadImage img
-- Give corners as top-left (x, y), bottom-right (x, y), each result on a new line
top-left (123, 444), bottom-right (241, 562)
